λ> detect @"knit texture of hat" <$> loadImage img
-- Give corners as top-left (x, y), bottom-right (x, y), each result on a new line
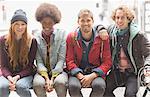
top-left (11, 9), bottom-right (27, 24)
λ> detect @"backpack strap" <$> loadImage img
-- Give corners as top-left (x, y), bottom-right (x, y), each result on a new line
top-left (71, 32), bottom-right (80, 48)
top-left (100, 40), bottom-right (104, 63)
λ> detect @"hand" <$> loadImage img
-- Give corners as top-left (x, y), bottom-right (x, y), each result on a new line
top-left (13, 75), bottom-right (20, 83)
top-left (81, 72), bottom-right (98, 88)
top-left (99, 29), bottom-right (109, 40)
top-left (9, 82), bottom-right (16, 91)
top-left (144, 68), bottom-right (150, 77)
top-left (76, 73), bottom-right (84, 81)
top-left (45, 78), bottom-right (54, 92)
top-left (7, 76), bottom-right (14, 83)
top-left (48, 79), bottom-right (54, 92)
top-left (80, 74), bottom-right (92, 87)
top-left (7, 76), bottom-right (16, 91)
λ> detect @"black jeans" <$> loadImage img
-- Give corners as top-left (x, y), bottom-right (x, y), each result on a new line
top-left (104, 70), bottom-right (138, 97)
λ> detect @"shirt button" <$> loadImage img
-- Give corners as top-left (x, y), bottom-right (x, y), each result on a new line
top-left (83, 51), bottom-right (86, 53)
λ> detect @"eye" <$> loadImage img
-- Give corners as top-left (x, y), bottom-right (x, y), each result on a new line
top-left (80, 19), bottom-right (85, 23)
top-left (87, 19), bottom-right (91, 22)
top-left (116, 16), bottom-right (126, 20)
top-left (21, 23), bottom-right (26, 26)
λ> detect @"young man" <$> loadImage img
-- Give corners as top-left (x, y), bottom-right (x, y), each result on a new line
top-left (103, 5), bottom-right (150, 97)
top-left (66, 9), bottom-right (112, 97)
top-left (33, 3), bottom-right (68, 97)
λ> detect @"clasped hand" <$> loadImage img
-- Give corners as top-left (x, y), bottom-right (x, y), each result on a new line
top-left (45, 78), bottom-right (54, 92)
top-left (7, 75), bottom-right (20, 91)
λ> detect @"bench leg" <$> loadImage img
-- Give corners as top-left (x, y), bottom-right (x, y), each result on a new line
top-left (142, 87), bottom-right (150, 97)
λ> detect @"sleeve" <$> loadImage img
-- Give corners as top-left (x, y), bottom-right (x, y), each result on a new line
top-left (36, 48), bottom-right (49, 78)
top-left (36, 40), bottom-right (49, 78)
top-left (139, 33), bottom-right (150, 66)
top-left (92, 39), bottom-right (112, 77)
top-left (95, 24), bottom-right (106, 32)
top-left (52, 30), bottom-right (67, 78)
top-left (66, 32), bottom-right (83, 76)
top-left (0, 36), bottom-right (13, 77)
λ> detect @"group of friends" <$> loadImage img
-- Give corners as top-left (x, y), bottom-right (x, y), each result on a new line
top-left (0, 2), bottom-right (150, 97)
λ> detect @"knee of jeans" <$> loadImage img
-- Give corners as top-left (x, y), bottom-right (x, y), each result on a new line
top-left (15, 83), bottom-right (28, 90)
top-left (0, 82), bottom-right (9, 89)
top-left (54, 78), bottom-right (67, 86)
top-left (92, 82), bottom-right (106, 91)
top-left (33, 79), bottom-right (45, 87)
top-left (125, 91), bottom-right (136, 97)
top-left (69, 83), bottom-right (80, 91)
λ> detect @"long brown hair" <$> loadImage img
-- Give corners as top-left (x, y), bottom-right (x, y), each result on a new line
top-left (5, 23), bottom-right (30, 70)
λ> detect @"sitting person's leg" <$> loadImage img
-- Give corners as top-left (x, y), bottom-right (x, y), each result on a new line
top-left (0, 76), bottom-right (10, 97)
top-left (54, 71), bottom-right (68, 97)
top-left (90, 77), bottom-right (106, 97)
top-left (33, 73), bottom-right (47, 97)
top-left (68, 76), bottom-right (83, 97)
top-left (125, 73), bottom-right (138, 97)
top-left (104, 70), bottom-right (117, 97)
top-left (15, 75), bottom-right (33, 97)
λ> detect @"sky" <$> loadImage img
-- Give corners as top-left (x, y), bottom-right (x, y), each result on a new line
top-left (0, 0), bottom-right (147, 34)
top-left (0, 0), bottom-right (107, 34)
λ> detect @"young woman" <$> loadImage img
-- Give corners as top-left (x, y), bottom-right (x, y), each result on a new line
top-left (0, 9), bottom-right (37, 97)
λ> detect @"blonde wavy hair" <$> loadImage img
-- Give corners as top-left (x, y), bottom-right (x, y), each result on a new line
top-left (5, 23), bottom-right (30, 70)
top-left (111, 5), bottom-right (135, 22)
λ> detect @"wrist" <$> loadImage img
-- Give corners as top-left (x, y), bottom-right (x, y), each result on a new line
top-left (91, 72), bottom-right (98, 79)
top-left (76, 73), bottom-right (84, 80)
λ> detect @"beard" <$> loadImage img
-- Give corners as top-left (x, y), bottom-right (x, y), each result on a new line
top-left (81, 26), bottom-right (92, 33)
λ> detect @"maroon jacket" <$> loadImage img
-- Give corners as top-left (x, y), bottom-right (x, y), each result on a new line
top-left (0, 35), bottom-right (37, 78)
top-left (66, 30), bottom-right (112, 77)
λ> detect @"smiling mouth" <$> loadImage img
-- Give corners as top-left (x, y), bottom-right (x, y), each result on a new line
top-left (17, 30), bottom-right (23, 32)
top-left (44, 28), bottom-right (50, 30)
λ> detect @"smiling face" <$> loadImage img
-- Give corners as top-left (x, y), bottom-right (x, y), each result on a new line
top-left (41, 17), bottom-right (55, 34)
top-left (13, 20), bottom-right (27, 38)
top-left (115, 9), bottom-right (130, 29)
top-left (78, 13), bottom-right (94, 33)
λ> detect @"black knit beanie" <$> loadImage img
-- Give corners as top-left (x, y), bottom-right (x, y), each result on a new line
top-left (11, 9), bottom-right (27, 24)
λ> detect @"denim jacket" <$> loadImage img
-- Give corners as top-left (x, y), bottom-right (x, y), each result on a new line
top-left (34, 29), bottom-right (66, 78)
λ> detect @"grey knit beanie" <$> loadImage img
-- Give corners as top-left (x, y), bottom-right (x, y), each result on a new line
top-left (11, 9), bottom-right (27, 24)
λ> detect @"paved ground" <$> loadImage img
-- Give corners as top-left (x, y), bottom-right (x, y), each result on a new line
top-left (9, 87), bottom-right (150, 97)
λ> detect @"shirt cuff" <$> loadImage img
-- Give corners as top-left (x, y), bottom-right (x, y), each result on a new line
top-left (92, 68), bottom-right (105, 77)
top-left (39, 71), bottom-right (48, 78)
top-left (71, 68), bottom-right (83, 76)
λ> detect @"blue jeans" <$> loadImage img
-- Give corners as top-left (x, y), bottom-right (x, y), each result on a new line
top-left (0, 75), bottom-right (33, 97)
top-left (68, 76), bottom-right (106, 97)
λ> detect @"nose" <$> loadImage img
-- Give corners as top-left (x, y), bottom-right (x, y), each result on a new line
top-left (18, 25), bottom-right (23, 29)
top-left (83, 21), bottom-right (88, 26)
top-left (118, 18), bottom-right (122, 22)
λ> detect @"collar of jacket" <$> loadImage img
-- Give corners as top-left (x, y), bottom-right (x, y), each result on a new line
top-left (76, 28), bottom-right (99, 41)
